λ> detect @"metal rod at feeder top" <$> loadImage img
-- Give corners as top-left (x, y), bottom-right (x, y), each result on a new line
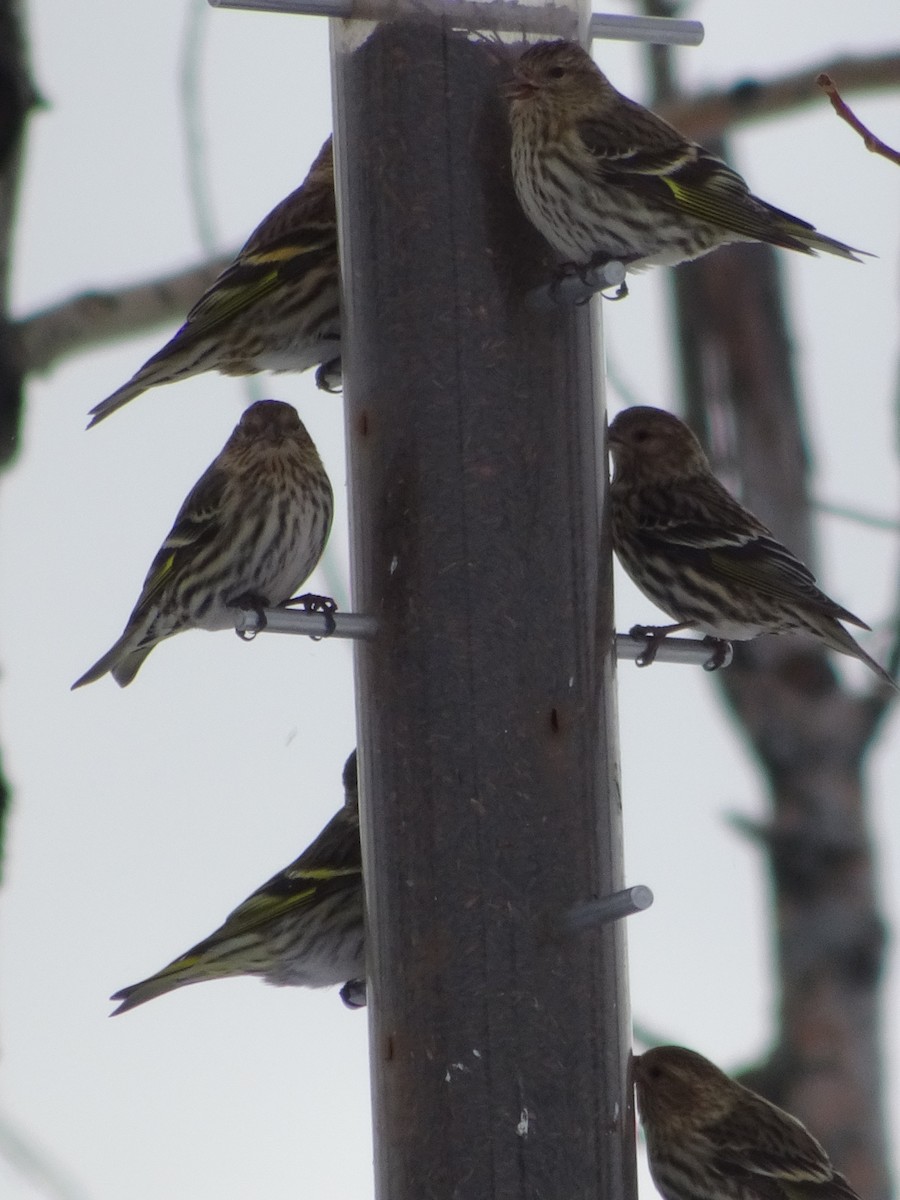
top-left (208, 0), bottom-right (704, 46)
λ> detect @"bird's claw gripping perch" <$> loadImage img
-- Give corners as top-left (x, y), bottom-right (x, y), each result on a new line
top-left (602, 281), bottom-right (628, 301)
top-left (630, 624), bottom-right (665, 667)
top-left (340, 979), bottom-right (367, 1009)
top-left (315, 357), bottom-right (343, 394)
top-left (629, 624), bottom-right (733, 671)
top-left (550, 258), bottom-right (629, 305)
top-left (701, 636), bottom-right (733, 672)
top-left (284, 592), bottom-right (338, 639)
top-left (588, 252), bottom-right (631, 300)
top-left (233, 594), bottom-right (269, 641)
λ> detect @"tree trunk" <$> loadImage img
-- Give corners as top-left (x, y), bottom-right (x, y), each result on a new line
top-left (0, 0), bottom-right (40, 872)
top-left (670, 233), bottom-right (893, 1200)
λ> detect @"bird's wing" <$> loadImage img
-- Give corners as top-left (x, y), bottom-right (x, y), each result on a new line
top-left (218, 861), bottom-right (362, 936)
top-left (214, 803), bottom-right (362, 934)
top-left (785, 1177), bottom-right (864, 1200)
top-left (289, 804), bottom-right (362, 876)
top-left (650, 148), bottom-right (820, 242)
top-left (638, 512), bottom-right (869, 629)
top-left (705, 1100), bottom-right (861, 1200)
top-left (576, 104), bottom-right (693, 177)
top-left (710, 1132), bottom-right (854, 1200)
top-left (633, 480), bottom-right (835, 601)
top-left (182, 230), bottom-right (336, 334)
top-left (635, 481), bottom-right (776, 551)
top-left (135, 465), bottom-right (231, 607)
top-left (577, 103), bottom-right (820, 243)
top-left (122, 865), bottom-right (359, 992)
top-left (705, 536), bottom-right (823, 597)
top-left (240, 174), bottom-right (335, 256)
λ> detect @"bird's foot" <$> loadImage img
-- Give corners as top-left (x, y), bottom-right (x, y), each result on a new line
top-left (340, 979), bottom-right (367, 1009)
top-left (547, 261), bottom-right (593, 306)
top-left (569, 260), bottom-right (597, 303)
top-left (232, 593), bottom-right (269, 640)
top-left (549, 258), bottom-right (630, 304)
top-left (315, 357), bottom-right (343, 393)
top-left (701, 636), bottom-right (733, 672)
top-left (587, 252), bottom-right (631, 299)
top-left (629, 623), bottom-right (671, 667)
top-left (283, 592), bottom-right (338, 638)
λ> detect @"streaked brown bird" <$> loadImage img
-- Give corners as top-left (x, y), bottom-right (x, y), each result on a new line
top-left (89, 136), bottom-right (340, 427)
top-left (111, 750), bottom-right (365, 1015)
top-left (505, 41), bottom-right (864, 282)
top-left (73, 400), bottom-right (333, 688)
top-left (609, 405), bottom-right (894, 686)
top-left (634, 1046), bottom-right (861, 1200)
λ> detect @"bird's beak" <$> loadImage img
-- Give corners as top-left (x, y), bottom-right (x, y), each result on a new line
top-left (500, 76), bottom-right (536, 102)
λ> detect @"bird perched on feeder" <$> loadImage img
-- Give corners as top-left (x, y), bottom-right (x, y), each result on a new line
top-left (111, 751), bottom-right (365, 1014)
top-left (88, 136), bottom-right (341, 427)
top-left (634, 1045), bottom-right (861, 1200)
top-left (505, 40), bottom-right (864, 294)
top-left (73, 400), bottom-right (334, 687)
top-left (608, 405), bottom-right (894, 687)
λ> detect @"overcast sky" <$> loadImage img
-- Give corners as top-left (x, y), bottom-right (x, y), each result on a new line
top-left (1, 2), bottom-right (899, 1198)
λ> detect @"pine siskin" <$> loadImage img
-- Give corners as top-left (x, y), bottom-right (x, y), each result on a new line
top-left (111, 750), bottom-right (365, 1015)
top-left (609, 405), bottom-right (895, 687)
top-left (73, 399), bottom-right (333, 688)
top-left (88, 137), bottom-right (340, 427)
top-left (505, 41), bottom-right (864, 281)
top-left (634, 1045), bottom-right (861, 1200)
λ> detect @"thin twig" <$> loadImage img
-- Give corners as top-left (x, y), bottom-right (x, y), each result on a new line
top-left (816, 72), bottom-right (900, 165)
top-left (814, 498), bottom-right (900, 533)
top-left (0, 1111), bottom-right (94, 1200)
top-left (180, 0), bottom-right (219, 254)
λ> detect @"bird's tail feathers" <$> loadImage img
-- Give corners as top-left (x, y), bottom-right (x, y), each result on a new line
top-left (775, 220), bottom-right (869, 263)
top-left (799, 228), bottom-right (871, 262)
top-left (110, 644), bottom-right (155, 688)
top-left (71, 637), bottom-right (128, 690)
top-left (71, 637), bottom-right (153, 690)
top-left (820, 618), bottom-right (897, 689)
top-left (87, 377), bottom-right (150, 428)
top-left (110, 961), bottom-right (202, 1016)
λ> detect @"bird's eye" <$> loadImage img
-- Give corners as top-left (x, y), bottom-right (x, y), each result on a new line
top-left (634, 429), bottom-right (651, 443)
top-left (548, 66), bottom-right (566, 79)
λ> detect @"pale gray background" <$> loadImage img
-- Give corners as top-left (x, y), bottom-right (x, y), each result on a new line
top-left (1, 2), bottom-right (898, 1197)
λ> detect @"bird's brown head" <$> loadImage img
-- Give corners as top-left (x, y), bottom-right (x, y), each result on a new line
top-left (608, 406), bottom-right (711, 485)
top-left (634, 1045), bottom-right (735, 1129)
top-left (237, 399), bottom-right (305, 445)
top-left (504, 40), bottom-right (612, 117)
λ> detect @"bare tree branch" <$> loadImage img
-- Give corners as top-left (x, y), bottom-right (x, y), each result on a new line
top-left (12, 254), bottom-right (232, 377)
top-left (817, 72), bottom-right (900, 166)
top-left (659, 52), bottom-right (900, 140)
